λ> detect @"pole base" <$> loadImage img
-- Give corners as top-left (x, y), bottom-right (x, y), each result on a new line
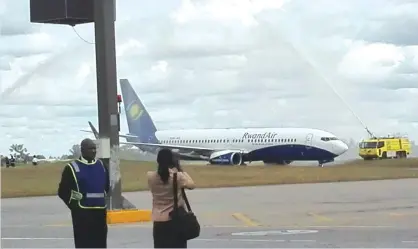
top-left (121, 195), bottom-right (137, 209)
top-left (107, 209), bottom-right (152, 224)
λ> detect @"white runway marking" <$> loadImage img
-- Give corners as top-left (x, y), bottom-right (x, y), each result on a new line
top-left (231, 230), bottom-right (319, 236)
top-left (1, 238), bottom-right (71, 240)
top-left (196, 238), bottom-right (317, 243)
top-left (305, 225), bottom-right (394, 228)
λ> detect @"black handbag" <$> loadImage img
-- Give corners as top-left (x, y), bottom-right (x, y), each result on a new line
top-left (169, 172), bottom-right (200, 240)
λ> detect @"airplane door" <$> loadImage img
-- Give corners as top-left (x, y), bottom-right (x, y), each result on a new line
top-left (305, 133), bottom-right (313, 149)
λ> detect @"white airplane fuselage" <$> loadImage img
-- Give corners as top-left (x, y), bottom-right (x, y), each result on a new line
top-left (137, 127), bottom-right (348, 164)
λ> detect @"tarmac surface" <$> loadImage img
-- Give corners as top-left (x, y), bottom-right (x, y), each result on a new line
top-left (2, 178), bottom-right (418, 248)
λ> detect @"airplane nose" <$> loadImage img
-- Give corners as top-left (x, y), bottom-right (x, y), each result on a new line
top-left (337, 141), bottom-right (349, 155)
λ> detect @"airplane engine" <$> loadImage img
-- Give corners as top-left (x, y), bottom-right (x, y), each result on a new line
top-left (209, 150), bottom-right (243, 165)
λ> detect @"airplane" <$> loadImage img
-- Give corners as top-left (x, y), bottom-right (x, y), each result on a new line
top-left (82, 79), bottom-right (349, 167)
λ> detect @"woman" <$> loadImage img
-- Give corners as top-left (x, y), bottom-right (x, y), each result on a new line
top-left (147, 148), bottom-right (196, 248)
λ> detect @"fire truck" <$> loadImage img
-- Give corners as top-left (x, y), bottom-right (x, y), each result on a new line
top-left (358, 136), bottom-right (411, 160)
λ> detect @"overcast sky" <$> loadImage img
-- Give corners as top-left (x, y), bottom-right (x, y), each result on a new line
top-left (1, 0), bottom-right (417, 157)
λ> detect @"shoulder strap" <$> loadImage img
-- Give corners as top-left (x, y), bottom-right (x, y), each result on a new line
top-left (172, 172), bottom-right (193, 212)
top-left (181, 188), bottom-right (193, 212)
top-left (70, 161), bottom-right (80, 172)
top-left (96, 159), bottom-right (106, 172)
top-left (172, 172), bottom-right (179, 212)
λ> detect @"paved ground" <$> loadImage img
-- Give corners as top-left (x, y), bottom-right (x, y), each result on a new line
top-left (2, 178), bottom-right (418, 248)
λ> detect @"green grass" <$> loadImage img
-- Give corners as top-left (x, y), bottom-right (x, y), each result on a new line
top-left (2, 158), bottom-right (418, 198)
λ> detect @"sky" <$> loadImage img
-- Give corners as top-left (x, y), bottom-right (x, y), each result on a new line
top-left (1, 0), bottom-right (418, 157)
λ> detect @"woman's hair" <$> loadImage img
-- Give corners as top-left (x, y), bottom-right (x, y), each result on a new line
top-left (156, 148), bottom-right (173, 184)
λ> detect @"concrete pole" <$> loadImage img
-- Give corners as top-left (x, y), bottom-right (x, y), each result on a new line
top-left (93, 0), bottom-right (123, 209)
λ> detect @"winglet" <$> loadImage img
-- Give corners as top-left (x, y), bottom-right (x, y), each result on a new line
top-left (88, 121), bottom-right (100, 139)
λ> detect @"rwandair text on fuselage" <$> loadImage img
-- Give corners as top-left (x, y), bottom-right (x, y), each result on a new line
top-left (242, 132), bottom-right (278, 140)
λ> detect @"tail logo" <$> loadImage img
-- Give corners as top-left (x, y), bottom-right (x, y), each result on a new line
top-left (128, 102), bottom-right (144, 120)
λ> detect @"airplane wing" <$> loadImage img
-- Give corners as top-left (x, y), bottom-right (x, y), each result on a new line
top-left (80, 130), bottom-right (139, 139)
top-left (82, 121), bottom-right (249, 157)
top-left (119, 141), bottom-right (249, 155)
top-left (80, 121), bottom-right (139, 140)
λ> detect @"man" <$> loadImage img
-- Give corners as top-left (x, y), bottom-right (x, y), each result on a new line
top-left (58, 138), bottom-right (110, 248)
top-left (5, 156), bottom-right (10, 168)
top-left (9, 155), bottom-right (15, 167)
top-left (32, 155), bottom-right (38, 166)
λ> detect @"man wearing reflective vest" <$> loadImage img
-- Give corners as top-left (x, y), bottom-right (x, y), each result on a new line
top-left (58, 138), bottom-right (110, 248)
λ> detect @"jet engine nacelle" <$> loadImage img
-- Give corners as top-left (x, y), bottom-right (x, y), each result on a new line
top-left (209, 150), bottom-right (243, 165)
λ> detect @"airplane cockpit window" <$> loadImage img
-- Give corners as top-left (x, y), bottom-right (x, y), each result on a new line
top-left (321, 137), bottom-right (338, 142)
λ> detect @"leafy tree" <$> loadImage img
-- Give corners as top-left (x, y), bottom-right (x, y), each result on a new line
top-left (9, 144), bottom-right (29, 160)
top-left (69, 144), bottom-right (81, 158)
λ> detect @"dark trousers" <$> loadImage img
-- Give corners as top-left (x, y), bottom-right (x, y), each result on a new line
top-left (71, 209), bottom-right (108, 248)
top-left (153, 220), bottom-right (187, 248)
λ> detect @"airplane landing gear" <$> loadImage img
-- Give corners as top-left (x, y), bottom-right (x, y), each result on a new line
top-left (318, 158), bottom-right (334, 167)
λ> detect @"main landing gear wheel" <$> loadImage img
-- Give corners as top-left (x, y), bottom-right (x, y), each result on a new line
top-left (318, 162), bottom-right (324, 167)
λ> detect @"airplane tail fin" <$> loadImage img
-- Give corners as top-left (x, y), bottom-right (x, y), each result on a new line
top-left (119, 79), bottom-right (158, 143)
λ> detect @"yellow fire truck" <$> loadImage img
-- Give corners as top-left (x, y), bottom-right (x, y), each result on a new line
top-left (358, 136), bottom-right (411, 160)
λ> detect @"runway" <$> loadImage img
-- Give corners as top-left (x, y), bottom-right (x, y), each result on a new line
top-left (2, 178), bottom-right (418, 248)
